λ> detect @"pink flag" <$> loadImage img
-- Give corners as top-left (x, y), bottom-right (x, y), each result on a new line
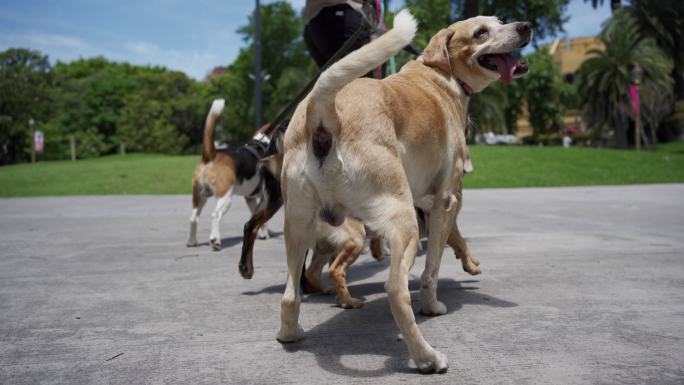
top-left (629, 84), bottom-right (640, 116)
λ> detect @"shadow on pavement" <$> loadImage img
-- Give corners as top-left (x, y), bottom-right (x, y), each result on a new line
top-left (191, 235), bottom-right (244, 249)
top-left (241, 254), bottom-right (392, 296)
top-left (278, 278), bottom-right (516, 378)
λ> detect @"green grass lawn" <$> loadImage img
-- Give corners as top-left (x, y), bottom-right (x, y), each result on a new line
top-left (0, 142), bottom-right (683, 197)
top-left (464, 141), bottom-right (684, 188)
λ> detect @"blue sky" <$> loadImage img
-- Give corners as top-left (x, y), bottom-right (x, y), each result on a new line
top-left (0, 0), bottom-right (610, 80)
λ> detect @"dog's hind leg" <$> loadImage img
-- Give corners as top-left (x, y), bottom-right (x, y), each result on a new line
top-left (276, 214), bottom-right (314, 343)
top-left (209, 188), bottom-right (233, 251)
top-left (187, 181), bottom-right (207, 247)
top-left (245, 196), bottom-right (270, 240)
top-left (372, 193), bottom-right (447, 373)
top-left (303, 244), bottom-right (333, 294)
top-left (329, 236), bottom-right (364, 309)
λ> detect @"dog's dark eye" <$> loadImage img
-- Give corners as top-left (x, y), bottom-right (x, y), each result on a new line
top-left (474, 28), bottom-right (488, 39)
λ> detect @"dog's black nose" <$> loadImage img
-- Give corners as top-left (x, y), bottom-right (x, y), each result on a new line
top-left (516, 21), bottom-right (532, 36)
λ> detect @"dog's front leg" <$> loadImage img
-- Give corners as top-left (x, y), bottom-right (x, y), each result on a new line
top-left (446, 187), bottom-right (480, 275)
top-left (419, 190), bottom-right (458, 316)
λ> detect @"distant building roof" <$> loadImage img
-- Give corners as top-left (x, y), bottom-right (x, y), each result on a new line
top-left (205, 66), bottom-right (227, 82)
top-left (546, 36), bottom-right (604, 75)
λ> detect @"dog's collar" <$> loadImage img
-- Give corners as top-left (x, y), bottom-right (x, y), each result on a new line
top-left (457, 78), bottom-right (474, 97)
top-left (253, 132), bottom-right (270, 145)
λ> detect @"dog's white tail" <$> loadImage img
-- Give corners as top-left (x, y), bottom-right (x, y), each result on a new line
top-left (202, 98), bottom-right (225, 162)
top-left (307, 9), bottom-right (417, 133)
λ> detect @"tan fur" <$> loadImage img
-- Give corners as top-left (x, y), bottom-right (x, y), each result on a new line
top-left (278, 13), bottom-right (530, 373)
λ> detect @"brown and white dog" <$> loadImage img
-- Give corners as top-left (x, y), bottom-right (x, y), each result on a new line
top-left (277, 10), bottom-right (530, 373)
top-left (186, 99), bottom-right (274, 250)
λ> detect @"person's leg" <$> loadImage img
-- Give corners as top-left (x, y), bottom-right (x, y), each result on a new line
top-left (304, 23), bottom-right (327, 67)
top-left (305, 4), bottom-right (370, 67)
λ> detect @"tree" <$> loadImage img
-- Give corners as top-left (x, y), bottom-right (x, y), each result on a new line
top-left (468, 82), bottom-right (509, 134)
top-left (222, 1), bottom-right (316, 140)
top-left (49, 58), bottom-right (139, 157)
top-left (584, 0), bottom-right (622, 13)
top-left (471, 50), bottom-right (568, 137)
top-left (403, 0), bottom-right (570, 47)
top-left (117, 70), bottom-right (203, 154)
top-left (521, 50), bottom-right (565, 136)
top-left (44, 57), bottom-right (210, 158)
top-left (0, 48), bottom-right (51, 164)
top-left (400, 0), bottom-right (571, 138)
top-left (451, 0), bottom-right (571, 47)
top-left (118, 94), bottom-right (186, 154)
top-left (626, 0), bottom-right (684, 102)
top-left (576, 10), bottom-right (673, 148)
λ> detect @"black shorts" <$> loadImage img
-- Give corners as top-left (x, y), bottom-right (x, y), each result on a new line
top-left (303, 4), bottom-right (371, 68)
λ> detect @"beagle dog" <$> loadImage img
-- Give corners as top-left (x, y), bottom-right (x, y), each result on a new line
top-left (277, 10), bottom-right (530, 373)
top-left (186, 99), bottom-right (277, 250)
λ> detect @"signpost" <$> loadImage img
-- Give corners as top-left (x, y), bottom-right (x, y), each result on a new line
top-left (29, 118), bottom-right (36, 163)
top-left (34, 131), bottom-right (44, 154)
top-left (630, 64), bottom-right (643, 151)
top-left (254, 0), bottom-right (262, 131)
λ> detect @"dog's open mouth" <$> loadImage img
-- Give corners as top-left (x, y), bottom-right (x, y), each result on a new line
top-left (477, 52), bottom-right (529, 84)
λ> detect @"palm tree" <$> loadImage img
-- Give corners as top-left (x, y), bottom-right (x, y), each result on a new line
top-left (576, 10), bottom-right (673, 148)
top-left (626, 0), bottom-right (684, 101)
top-left (584, 0), bottom-right (621, 13)
top-left (469, 83), bottom-right (509, 135)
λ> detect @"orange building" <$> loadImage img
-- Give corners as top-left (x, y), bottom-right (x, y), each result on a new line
top-left (549, 36), bottom-right (605, 77)
top-left (516, 36), bottom-right (605, 140)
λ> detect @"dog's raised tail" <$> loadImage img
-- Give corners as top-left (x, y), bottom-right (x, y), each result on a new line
top-left (202, 98), bottom-right (225, 162)
top-left (307, 9), bottom-right (417, 137)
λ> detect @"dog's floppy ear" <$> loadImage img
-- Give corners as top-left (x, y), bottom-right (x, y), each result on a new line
top-left (422, 28), bottom-right (454, 75)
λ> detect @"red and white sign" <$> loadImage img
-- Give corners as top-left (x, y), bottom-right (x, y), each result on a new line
top-left (34, 131), bottom-right (44, 153)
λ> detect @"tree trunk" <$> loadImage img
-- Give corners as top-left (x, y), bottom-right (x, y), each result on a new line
top-left (614, 115), bottom-right (628, 149)
top-left (674, 65), bottom-right (684, 102)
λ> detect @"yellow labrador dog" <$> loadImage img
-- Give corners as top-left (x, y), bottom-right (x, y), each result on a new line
top-left (278, 10), bottom-right (531, 373)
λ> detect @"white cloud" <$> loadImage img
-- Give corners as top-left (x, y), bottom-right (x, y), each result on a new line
top-left (0, 31), bottom-right (91, 53)
top-left (120, 40), bottom-right (227, 80)
top-left (0, 31), bottom-right (112, 65)
top-left (24, 32), bottom-right (90, 50)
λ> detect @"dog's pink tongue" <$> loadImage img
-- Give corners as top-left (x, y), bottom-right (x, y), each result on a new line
top-left (490, 54), bottom-right (519, 84)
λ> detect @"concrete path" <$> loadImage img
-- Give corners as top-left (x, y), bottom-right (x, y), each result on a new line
top-left (1, 185), bottom-right (683, 384)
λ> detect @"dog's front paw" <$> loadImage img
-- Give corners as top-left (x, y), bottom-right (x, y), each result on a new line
top-left (257, 227), bottom-right (270, 240)
top-left (339, 297), bottom-right (364, 309)
top-left (239, 262), bottom-right (253, 279)
top-left (186, 239), bottom-right (198, 247)
top-left (210, 238), bottom-right (221, 251)
top-left (276, 324), bottom-right (304, 343)
top-left (460, 254), bottom-right (481, 275)
top-left (415, 349), bottom-right (448, 374)
top-left (463, 261), bottom-right (481, 275)
top-left (420, 300), bottom-right (447, 316)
